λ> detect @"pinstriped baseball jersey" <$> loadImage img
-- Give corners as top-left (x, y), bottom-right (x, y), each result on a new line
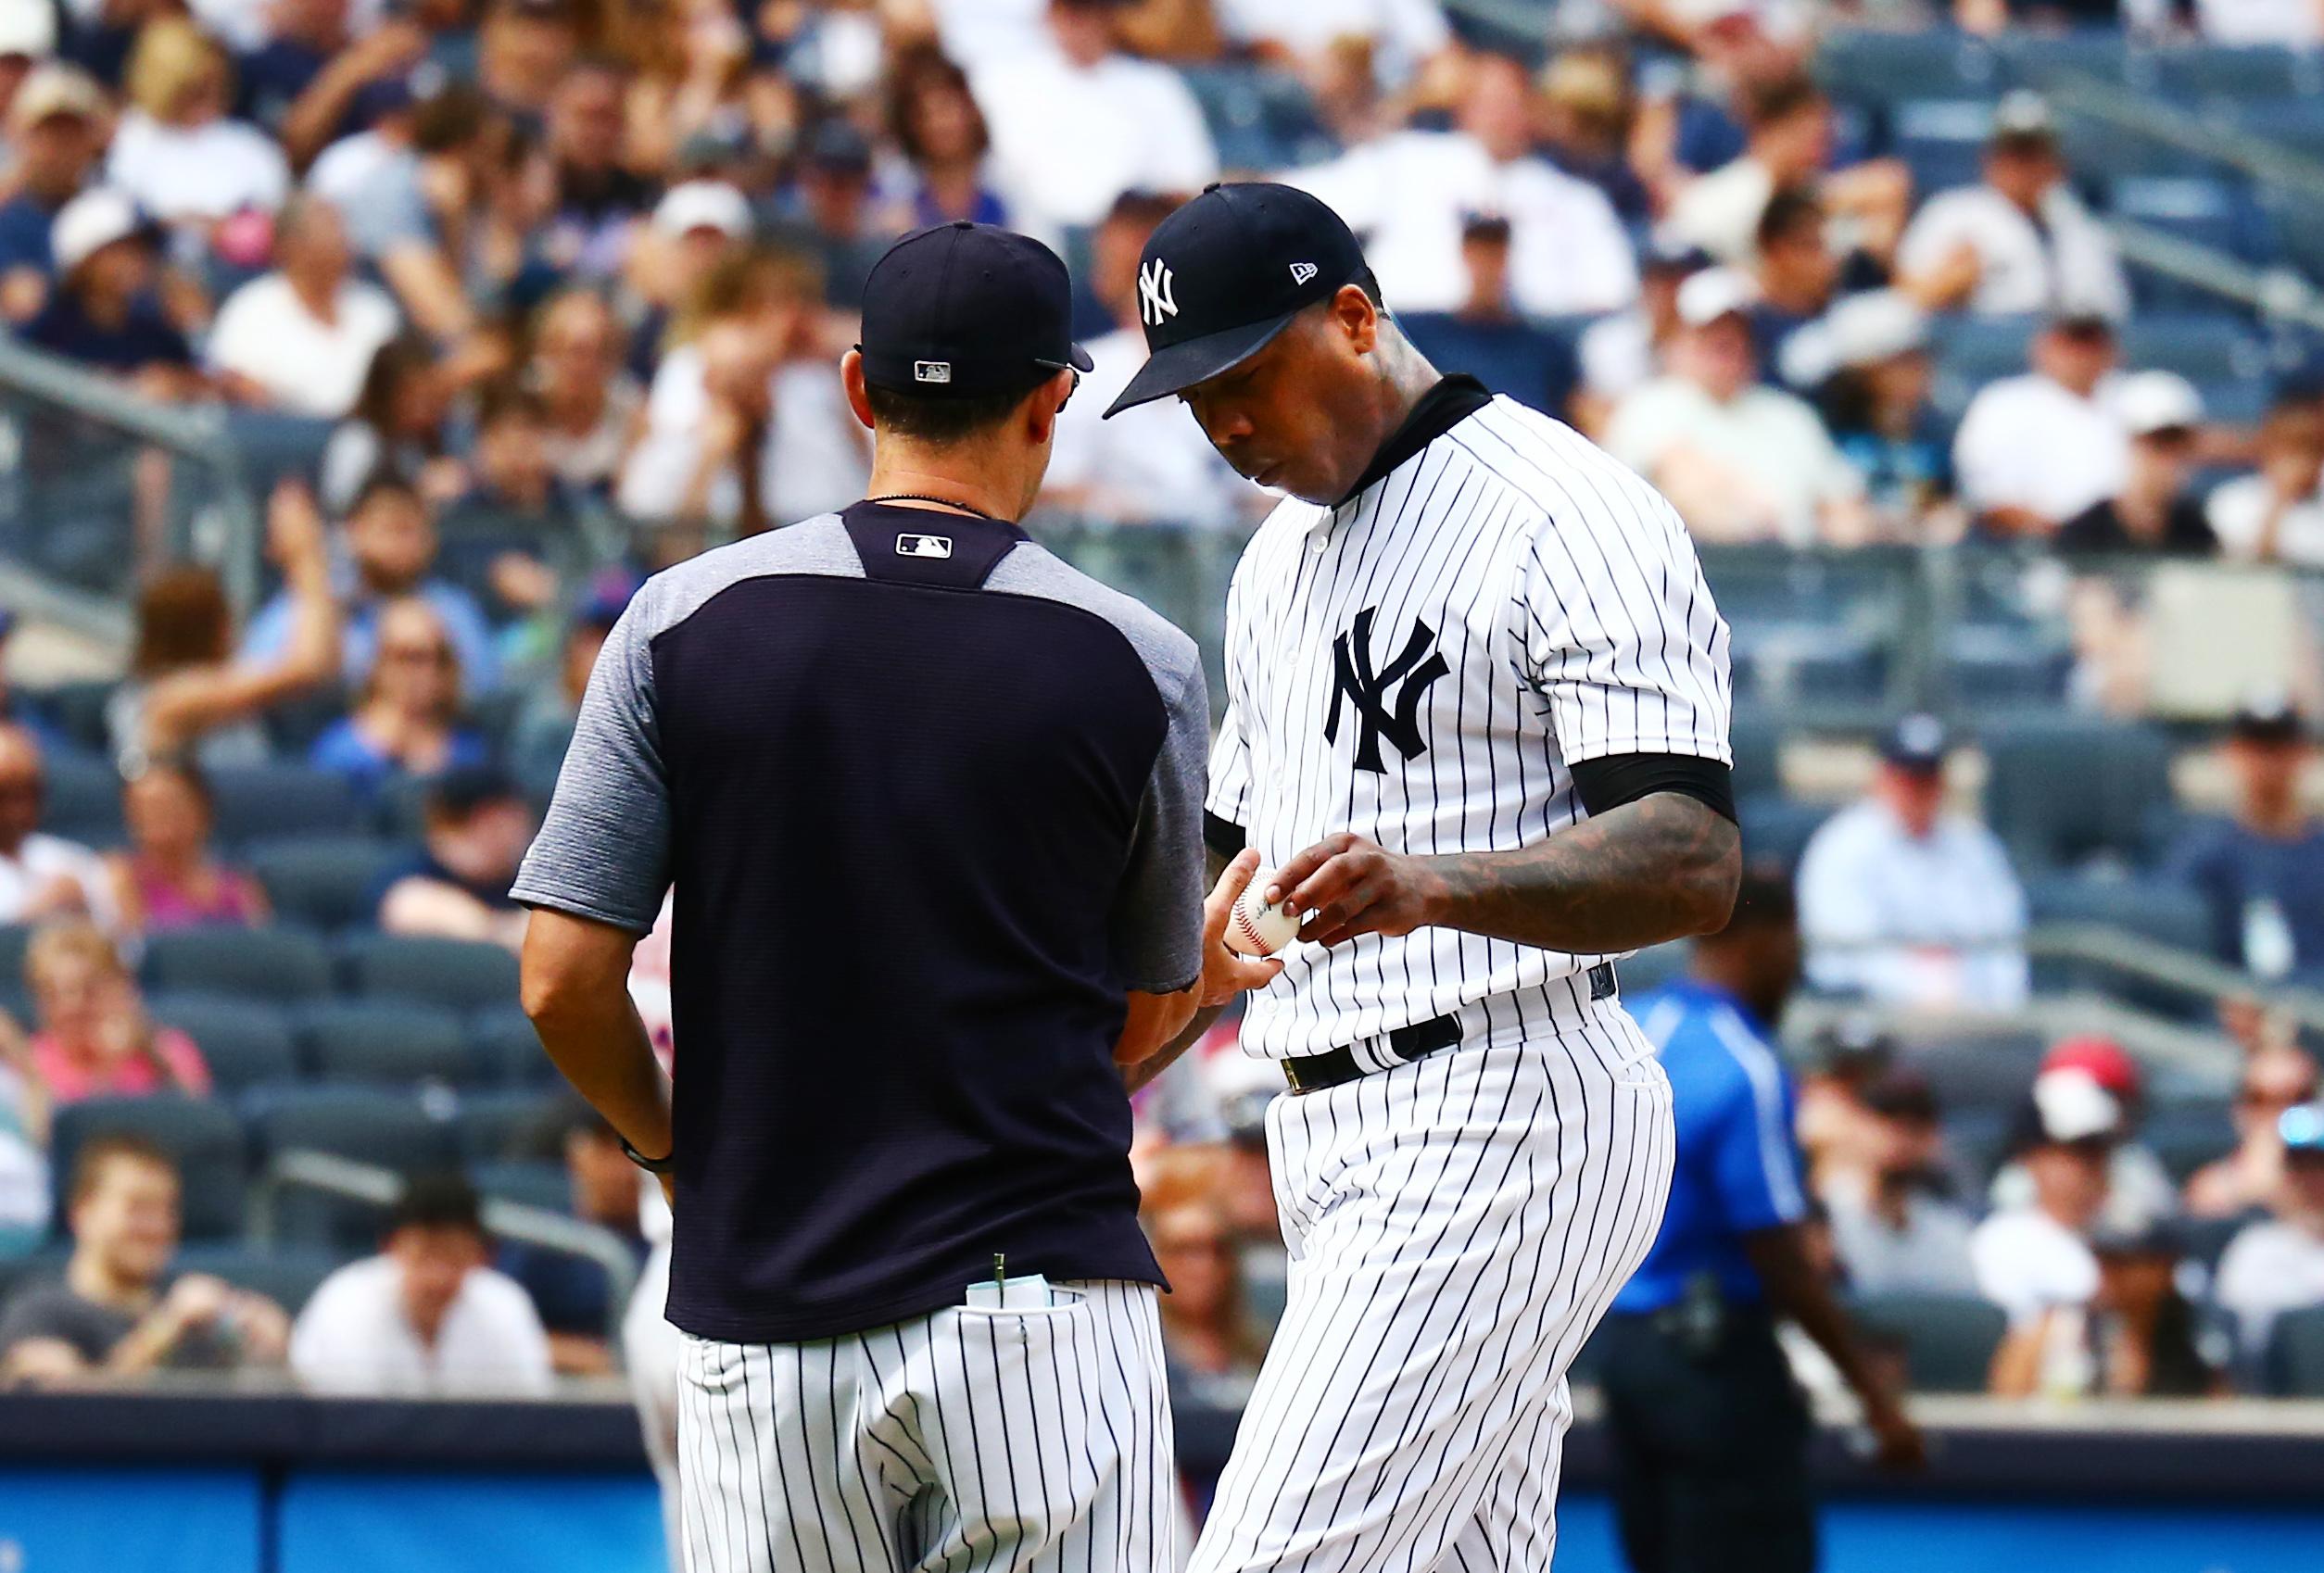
top-left (1207, 385), bottom-right (1733, 1063)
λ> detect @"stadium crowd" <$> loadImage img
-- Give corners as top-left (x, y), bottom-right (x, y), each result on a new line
top-left (0, 0), bottom-right (2318, 1520)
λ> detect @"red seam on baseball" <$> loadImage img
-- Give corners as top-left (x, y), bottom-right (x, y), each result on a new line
top-left (1233, 902), bottom-right (1272, 956)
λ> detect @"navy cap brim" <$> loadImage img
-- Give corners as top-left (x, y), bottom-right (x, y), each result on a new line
top-left (1102, 309), bottom-right (1297, 419)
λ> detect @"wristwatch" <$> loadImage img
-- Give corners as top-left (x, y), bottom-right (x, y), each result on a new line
top-left (620, 1135), bottom-right (676, 1176)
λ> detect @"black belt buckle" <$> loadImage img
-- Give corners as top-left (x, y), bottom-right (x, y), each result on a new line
top-left (1282, 1012), bottom-right (1460, 1095)
top-left (1588, 962), bottom-right (1616, 1001)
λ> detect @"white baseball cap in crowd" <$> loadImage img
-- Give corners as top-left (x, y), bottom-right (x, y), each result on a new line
top-left (6, 62), bottom-right (104, 134)
top-left (1989, 89), bottom-right (2057, 146)
top-left (652, 179), bottom-right (753, 241)
top-left (1825, 289), bottom-right (1928, 371)
top-left (0, 0), bottom-right (57, 60)
top-left (2116, 370), bottom-right (2204, 438)
top-left (2033, 1067), bottom-right (2124, 1146)
top-left (1675, 266), bottom-right (1758, 329)
top-left (50, 187), bottom-right (147, 276)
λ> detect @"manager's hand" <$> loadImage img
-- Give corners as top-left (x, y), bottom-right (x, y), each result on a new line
top-left (1267, 833), bottom-right (1442, 950)
top-left (1199, 849), bottom-right (1287, 1006)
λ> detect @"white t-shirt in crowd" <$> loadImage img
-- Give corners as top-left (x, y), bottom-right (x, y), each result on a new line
top-left (308, 131), bottom-right (400, 215)
top-left (1952, 371), bottom-right (2128, 525)
top-left (290, 1254), bottom-right (553, 1396)
top-left (1897, 182), bottom-right (2130, 321)
top-left (1216, 0), bottom-right (1448, 81)
top-left (618, 347), bottom-right (870, 528)
top-left (970, 47), bottom-right (1218, 242)
top-left (2204, 474), bottom-right (2324, 567)
top-left (2215, 1217), bottom-right (2324, 1362)
top-left (1577, 309), bottom-right (1657, 403)
top-left (1663, 156), bottom-right (1776, 267)
top-left (207, 273), bottom-right (399, 419)
top-left (106, 110), bottom-right (290, 224)
top-left (1971, 1206), bottom-right (2101, 1325)
top-left (928, 0), bottom-right (1047, 71)
top-left (1795, 797), bottom-right (2030, 1011)
top-left (2195, 0), bottom-right (2323, 44)
top-left (1826, 1189), bottom-right (1980, 1299)
top-left (1045, 325), bottom-right (1262, 529)
top-left (0, 832), bottom-right (114, 931)
top-left (1600, 374), bottom-right (1862, 546)
top-left (1283, 131), bottom-right (1636, 318)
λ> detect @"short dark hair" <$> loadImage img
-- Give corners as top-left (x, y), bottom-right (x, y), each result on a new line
top-left (475, 379), bottom-right (548, 432)
top-left (865, 381), bottom-right (1041, 445)
top-left (1756, 186), bottom-right (1824, 252)
top-left (349, 470), bottom-right (424, 518)
top-left (389, 1171), bottom-right (486, 1238)
top-left (69, 1133), bottom-right (175, 1209)
top-left (1744, 73), bottom-right (1825, 131)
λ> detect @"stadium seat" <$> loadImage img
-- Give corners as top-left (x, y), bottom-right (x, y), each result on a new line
top-left (1891, 99), bottom-right (1995, 195)
top-left (0, 925), bottom-right (32, 988)
top-left (246, 834), bottom-right (410, 934)
top-left (206, 762), bottom-right (362, 847)
top-left (39, 749), bottom-right (122, 846)
top-left (1991, 30), bottom-right (2132, 90)
top-left (141, 925), bottom-right (335, 1003)
top-left (1947, 624), bottom-right (2071, 704)
top-left (1850, 1291), bottom-right (2007, 1393)
top-left (340, 934), bottom-right (521, 1012)
top-left (2108, 177), bottom-right (2272, 265)
top-left (171, 1242), bottom-right (344, 1316)
top-left (1737, 795), bottom-right (1830, 874)
top-left (1816, 28), bottom-right (1998, 104)
top-left (469, 1157), bottom-right (569, 1214)
top-left (1893, 1024), bottom-right (2048, 1114)
top-left (244, 1084), bottom-right (459, 1174)
top-left (1617, 941), bottom-right (1693, 998)
top-left (148, 992), bottom-right (298, 1092)
top-left (2235, 98), bottom-right (2324, 161)
top-left (2147, 43), bottom-right (2318, 102)
top-left (49, 1095), bottom-right (246, 1241)
top-left (457, 1089), bottom-right (570, 1164)
top-left (1728, 707), bottom-right (1782, 802)
top-left (467, 1003), bottom-right (550, 1087)
top-left (2025, 875), bottom-right (2213, 954)
top-left (1941, 1107), bottom-right (2013, 1189)
top-left (2119, 314), bottom-right (2265, 384)
top-left (296, 1000), bottom-right (471, 1086)
top-left (35, 679), bottom-right (119, 755)
top-left (1979, 714), bottom-right (2174, 872)
top-left (2141, 1098), bottom-right (2236, 1185)
top-left (2264, 1305), bottom-right (2324, 1397)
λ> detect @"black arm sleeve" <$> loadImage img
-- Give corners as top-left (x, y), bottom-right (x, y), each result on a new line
top-left (1203, 811), bottom-right (1246, 861)
top-left (1568, 752), bottom-right (1737, 824)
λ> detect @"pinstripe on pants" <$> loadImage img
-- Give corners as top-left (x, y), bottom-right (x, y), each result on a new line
top-left (1189, 1003), bottom-right (1676, 1573)
top-left (677, 1280), bottom-right (1176, 1573)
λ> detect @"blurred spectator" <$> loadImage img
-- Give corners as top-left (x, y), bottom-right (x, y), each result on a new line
top-left (1573, 238), bottom-right (1703, 435)
top-left (537, 55), bottom-right (648, 283)
top-left (1897, 93), bottom-right (2129, 321)
top-left (1792, 1013), bottom-right (1894, 1204)
top-left (2165, 696), bottom-right (2324, 980)
top-left (1974, 1070), bottom-right (2122, 1397)
top-left (333, 81), bottom-right (498, 343)
top-left (0, 63), bottom-right (107, 324)
top-left (1952, 312), bottom-right (2127, 536)
top-left (110, 481), bottom-right (340, 773)
top-left (968, 0), bottom-right (1218, 243)
top-left (0, 610), bottom-right (68, 754)
top-left (106, 18), bottom-right (289, 230)
top-left (2214, 1101), bottom-right (2324, 1374)
top-left (628, 177), bottom-right (752, 380)
top-left (0, 1136), bottom-right (286, 1380)
top-left (309, 595), bottom-right (493, 800)
top-left (884, 45), bottom-right (1008, 230)
top-left (2056, 372), bottom-right (2217, 556)
top-left (0, 0), bottom-right (56, 103)
top-left (320, 335), bottom-right (460, 514)
top-left (1396, 213), bottom-right (1580, 419)
top-left (510, 582), bottom-right (623, 795)
top-left (2205, 395), bottom-right (2324, 567)
top-left (2091, 1212), bottom-right (2219, 1397)
top-left (234, 0), bottom-right (357, 138)
top-left (208, 194), bottom-right (399, 417)
top-left (1538, 44), bottom-right (1649, 225)
top-left (23, 187), bottom-right (202, 395)
top-left (438, 381), bottom-right (576, 623)
top-left (1045, 189), bottom-right (1264, 527)
top-left (1824, 1069), bottom-right (1978, 1298)
top-left (1989, 1037), bottom-right (2180, 1240)
top-left (1603, 267), bottom-right (1869, 545)
top-left (106, 761), bottom-right (269, 936)
top-left (1665, 72), bottom-right (1904, 272)
top-left (499, 1104), bottom-right (650, 1375)
top-left (1150, 1187), bottom-right (1267, 1385)
top-left (1749, 185), bottom-right (1838, 388)
top-left (474, 0), bottom-right (580, 121)
top-left (527, 286), bottom-right (643, 498)
top-left (1797, 713), bottom-right (2029, 1011)
top-left (777, 118), bottom-right (887, 311)
top-left (274, 8), bottom-right (431, 171)
top-left (1213, 0), bottom-right (1448, 88)
top-left (27, 918), bottom-right (210, 1101)
top-left (246, 473), bottom-right (499, 693)
top-left (1287, 49), bottom-right (1636, 319)
top-left (2185, 1044), bottom-right (2321, 1218)
top-left (0, 1005), bottom-right (44, 1253)
top-left (374, 764), bottom-right (532, 949)
top-left (290, 1171), bottom-right (553, 1395)
top-left (1814, 290), bottom-right (1954, 535)
top-left (0, 725), bottom-right (112, 930)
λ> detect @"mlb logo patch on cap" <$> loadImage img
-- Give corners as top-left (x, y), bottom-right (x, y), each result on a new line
top-left (915, 360), bottom-right (952, 384)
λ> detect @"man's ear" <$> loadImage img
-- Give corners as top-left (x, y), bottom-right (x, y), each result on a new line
top-left (840, 349), bottom-right (876, 432)
top-left (1026, 368), bottom-right (1076, 447)
top-left (1333, 283), bottom-right (1381, 357)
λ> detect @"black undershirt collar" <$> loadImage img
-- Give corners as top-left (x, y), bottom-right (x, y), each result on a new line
top-left (1333, 373), bottom-right (1494, 508)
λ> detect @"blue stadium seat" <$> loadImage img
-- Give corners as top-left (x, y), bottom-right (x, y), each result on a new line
top-left (246, 835), bottom-right (409, 934)
top-left (39, 749), bottom-right (122, 846)
top-left (1178, 64), bottom-right (1336, 171)
top-left (1737, 795), bottom-right (1831, 874)
top-left (1929, 314), bottom-right (2039, 417)
top-left (458, 1089), bottom-right (570, 1163)
top-left (2141, 1098), bottom-right (2236, 1185)
top-left (1891, 99), bottom-right (1994, 196)
top-left (0, 925), bottom-right (32, 989)
top-left (243, 1084), bottom-right (460, 1174)
top-left (1728, 706), bottom-right (1783, 803)
top-left (2264, 1306), bottom-right (2324, 1397)
top-left (2025, 875), bottom-right (2212, 953)
top-left (467, 1003), bottom-right (550, 1088)
top-left (49, 1095), bottom-right (246, 1241)
top-left (1942, 1106), bottom-right (2013, 1189)
top-left (1978, 714), bottom-right (2174, 872)
top-left (148, 991), bottom-right (298, 1092)
top-left (2119, 314), bottom-right (2266, 384)
top-left (2235, 97), bottom-right (2324, 161)
top-left (141, 925), bottom-right (334, 1003)
top-left (206, 763), bottom-right (361, 847)
top-left (339, 934), bottom-right (521, 1013)
top-left (1817, 28), bottom-right (1998, 104)
top-left (1947, 623), bottom-right (2071, 704)
top-left (1850, 1291), bottom-right (2007, 1393)
top-left (296, 1000), bottom-right (471, 1086)
top-left (34, 680), bottom-right (119, 755)
top-left (470, 1158), bottom-right (569, 1213)
top-left (1992, 31), bottom-right (2132, 90)
top-left (1894, 1025), bottom-right (2048, 1114)
top-left (171, 1242), bottom-right (344, 1315)
top-left (2146, 44), bottom-right (2318, 102)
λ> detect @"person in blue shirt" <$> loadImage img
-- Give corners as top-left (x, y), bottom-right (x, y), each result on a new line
top-left (2163, 696), bottom-right (2324, 980)
top-left (1397, 215), bottom-right (1579, 420)
top-left (1598, 867), bottom-right (1922, 1573)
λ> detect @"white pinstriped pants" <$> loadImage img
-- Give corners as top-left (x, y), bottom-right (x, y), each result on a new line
top-left (1191, 1002), bottom-right (1676, 1573)
top-left (676, 1281), bottom-right (1175, 1573)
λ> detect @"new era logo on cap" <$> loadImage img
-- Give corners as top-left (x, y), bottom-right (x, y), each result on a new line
top-left (896, 534), bottom-right (954, 560)
top-left (1290, 262), bottom-right (1318, 285)
top-left (914, 360), bottom-right (952, 384)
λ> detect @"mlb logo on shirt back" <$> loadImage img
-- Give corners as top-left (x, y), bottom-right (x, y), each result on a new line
top-left (897, 534), bottom-right (954, 560)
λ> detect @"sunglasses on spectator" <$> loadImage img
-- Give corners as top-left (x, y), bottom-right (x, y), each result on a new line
top-left (2242, 1083), bottom-right (2319, 1110)
top-left (382, 642), bottom-right (455, 666)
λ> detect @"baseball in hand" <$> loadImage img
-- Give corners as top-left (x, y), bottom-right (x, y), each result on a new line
top-left (1225, 874), bottom-right (1302, 957)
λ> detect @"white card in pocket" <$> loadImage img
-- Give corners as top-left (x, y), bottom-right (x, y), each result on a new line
top-left (965, 1273), bottom-right (1055, 1310)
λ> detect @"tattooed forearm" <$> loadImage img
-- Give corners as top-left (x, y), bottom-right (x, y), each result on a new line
top-left (1420, 791), bottom-right (1740, 952)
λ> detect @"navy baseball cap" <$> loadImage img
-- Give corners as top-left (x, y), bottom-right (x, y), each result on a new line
top-left (1878, 712), bottom-right (1952, 774)
top-left (1103, 182), bottom-right (1370, 418)
top-left (857, 221), bottom-right (1092, 400)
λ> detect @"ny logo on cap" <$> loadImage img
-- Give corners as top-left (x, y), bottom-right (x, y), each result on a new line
top-left (1290, 261), bottom-right (1319, 286)
top-left (1138, 258), bottom-right (1178, 327)
top-left (914, 361), bottom-right (952, 384)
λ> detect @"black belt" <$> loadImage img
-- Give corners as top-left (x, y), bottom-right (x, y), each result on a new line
top-left (1281, 963), bottom-right (1616, 1094)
